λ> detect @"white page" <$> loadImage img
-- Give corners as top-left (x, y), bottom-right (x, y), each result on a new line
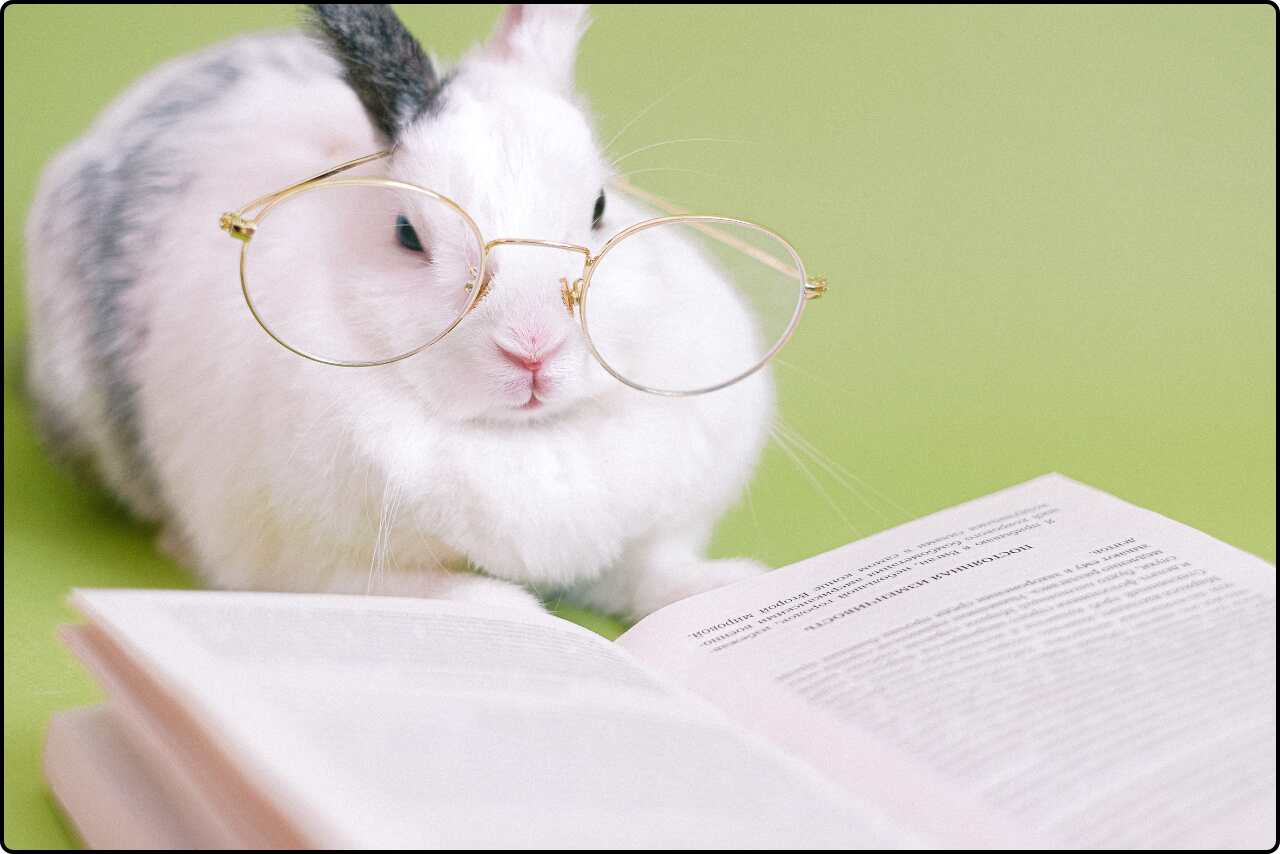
top-left (45, 705), bottom-right (207, 850)
top-left (618, 474), bottom-right (1277, 848)
top-left (59, 624), bottom-right (281, 847)
top-left (68, 589), bottom-right (899, 849)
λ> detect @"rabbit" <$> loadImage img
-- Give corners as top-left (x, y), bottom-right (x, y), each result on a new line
top-left (24, 4), bottom-right (774, 621)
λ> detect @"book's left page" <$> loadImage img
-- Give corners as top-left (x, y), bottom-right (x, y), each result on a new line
top-left (44, 705), bottom-right (206, 849)
top-left (65, 589), bottom-right (896, 849)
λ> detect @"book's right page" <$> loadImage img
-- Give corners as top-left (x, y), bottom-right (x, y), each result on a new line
top-left (618, 474), bottom-right (1277, 848)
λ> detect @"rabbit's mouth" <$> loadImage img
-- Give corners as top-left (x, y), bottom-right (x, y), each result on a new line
top-left (500, 388), bottom-right (594, 424)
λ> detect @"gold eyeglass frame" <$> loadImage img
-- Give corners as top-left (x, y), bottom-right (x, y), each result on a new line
top-left (219, 150), bottom-right (828, 397)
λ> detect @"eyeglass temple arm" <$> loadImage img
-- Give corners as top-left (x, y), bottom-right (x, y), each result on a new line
top-left (219, 150), bottom-right (394, 240)
top-left (608, 176), bottom-right (828, 300)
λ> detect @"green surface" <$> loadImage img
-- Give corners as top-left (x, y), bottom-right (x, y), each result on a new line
top-left (4, 5), bottom-right (1275, 848)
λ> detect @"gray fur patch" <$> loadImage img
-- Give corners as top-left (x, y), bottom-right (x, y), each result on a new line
top-left (306, 4), bottom-right (444, 142)
top-left (60, 58), bottom-right (243, 515)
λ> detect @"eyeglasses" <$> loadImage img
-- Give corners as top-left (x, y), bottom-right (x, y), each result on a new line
top-left (219, 151), bottom-right (827, 396)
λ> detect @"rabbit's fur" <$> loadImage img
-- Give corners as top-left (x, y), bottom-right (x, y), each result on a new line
top-left (25, 5), bottom-right (772, 620)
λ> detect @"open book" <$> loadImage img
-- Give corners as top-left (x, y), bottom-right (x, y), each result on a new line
top-left (46, 474), bottom-right (1276, 848)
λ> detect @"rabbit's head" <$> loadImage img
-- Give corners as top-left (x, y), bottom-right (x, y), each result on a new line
top-left (309, 5), bottom-right (762, 424)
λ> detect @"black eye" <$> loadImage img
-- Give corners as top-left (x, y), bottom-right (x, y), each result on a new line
top-left (395, 214), bottom-right (424, 252)
top-left (592, 190), bottom-right (606, 230)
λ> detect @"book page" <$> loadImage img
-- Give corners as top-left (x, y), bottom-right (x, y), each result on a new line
top-left (67, 589), bottom-right (898, 849)
top-left (44, 705), bottom-right (207, 850)
top-left (618, 474), bottom-right (1277, 848)
top-left (58, 624), bottom-right (285, 847)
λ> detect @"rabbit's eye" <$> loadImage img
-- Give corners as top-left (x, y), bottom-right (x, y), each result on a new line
top-left (592, 191), bottom-right (606, 231)
top-left (395, 214), bottom-right (424, 252)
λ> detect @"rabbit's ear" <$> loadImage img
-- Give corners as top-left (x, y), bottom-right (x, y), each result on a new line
top-left (307, 4), bottom-right (442, 143)
top-left (483, 5), bottom-right (590, 92)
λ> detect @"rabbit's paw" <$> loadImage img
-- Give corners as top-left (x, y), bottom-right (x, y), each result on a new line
top-left (442, 574), bottom-right (547, 613)
top-left (335, 569), bottom-right (545, 613)
top-left (625, 557), bottom-right (769, 621)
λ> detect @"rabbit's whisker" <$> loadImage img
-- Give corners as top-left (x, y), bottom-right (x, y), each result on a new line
top-left (743, 477), bottom-right (761, 557)
top-left (774, 419), bottom-right (917, 525)
top-left (610, 137), bottom-right (751, 169)
top-left (602, 68), bottom-right (707, 157)
top-left (773, 357), bottom-right (834, 390)
top-left (613, 166), bottom-right (727, 183)
top-left (368, 476), bottom-right (403, 594)
top-left (769, 424), bottom-right (865, 539)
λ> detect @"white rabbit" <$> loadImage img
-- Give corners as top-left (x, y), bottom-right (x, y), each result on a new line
top-left (25, 4), bottom-right (773, 620)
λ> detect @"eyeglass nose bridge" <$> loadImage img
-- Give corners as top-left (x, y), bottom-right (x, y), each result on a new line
top-left (481, 237), bottom-right (595, 316)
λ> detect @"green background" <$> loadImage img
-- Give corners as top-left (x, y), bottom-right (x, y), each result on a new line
top-left (4, 4), bottom-right (1275, 848)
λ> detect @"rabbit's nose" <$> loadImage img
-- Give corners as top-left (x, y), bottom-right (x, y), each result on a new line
top-left (496, 337), bottom-right (564, 375)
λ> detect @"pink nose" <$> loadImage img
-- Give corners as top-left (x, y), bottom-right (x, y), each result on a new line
top-left (498, 341), bottom-right (562, 374)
